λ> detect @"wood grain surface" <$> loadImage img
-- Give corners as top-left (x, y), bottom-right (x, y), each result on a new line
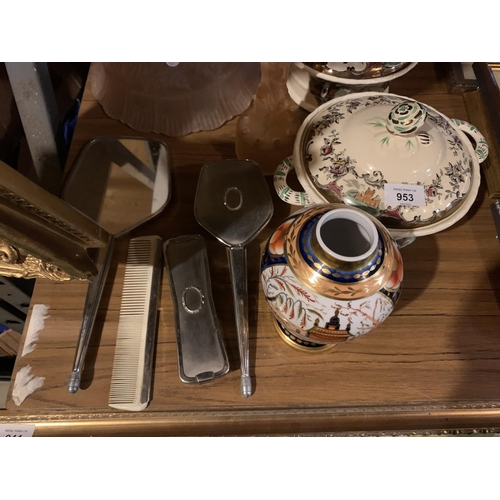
top-left (2, 63), bottom-right (500, 436)
top-left (0, 329), bottom-right (20, 357)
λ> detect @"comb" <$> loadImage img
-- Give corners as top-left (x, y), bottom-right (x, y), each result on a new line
top-left (108, 235), bottom-right (162, 411)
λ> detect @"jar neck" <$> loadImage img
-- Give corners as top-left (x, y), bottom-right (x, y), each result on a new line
top-left (310, 208), bottom-right (379, 271)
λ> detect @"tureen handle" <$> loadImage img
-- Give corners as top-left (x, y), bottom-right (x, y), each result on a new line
top-left (274, 156), bottom-right (313, 207)
top-left (450, 118), bottom-right (489, 164)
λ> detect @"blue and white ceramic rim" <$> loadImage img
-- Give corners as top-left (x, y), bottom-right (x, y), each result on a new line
top-left (315, 208), bottom-right (379, 263)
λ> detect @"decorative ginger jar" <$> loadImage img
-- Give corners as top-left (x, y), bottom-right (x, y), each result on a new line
top-left (261, 204), bottom-right (403, 350)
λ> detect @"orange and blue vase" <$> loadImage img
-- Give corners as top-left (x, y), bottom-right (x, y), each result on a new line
top-left (261, 203), bottom-right (403, 350)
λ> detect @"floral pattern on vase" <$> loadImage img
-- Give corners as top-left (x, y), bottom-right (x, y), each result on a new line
top-left (268, 219), bottom-right (293, 256)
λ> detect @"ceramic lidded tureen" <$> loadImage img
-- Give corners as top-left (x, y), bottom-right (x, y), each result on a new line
top-left (275, 92), bottom-right (489, 239)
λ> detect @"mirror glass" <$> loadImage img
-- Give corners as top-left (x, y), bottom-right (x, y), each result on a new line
top-left (62, 137), bottom-right (171, 236)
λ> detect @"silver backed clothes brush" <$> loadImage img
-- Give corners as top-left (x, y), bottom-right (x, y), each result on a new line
top-left (194, 160), bottom-right (273, 397)
top-left (62, 137), bottom-right (171, 394)
top-left (164, 235), bottom-right (230, 384)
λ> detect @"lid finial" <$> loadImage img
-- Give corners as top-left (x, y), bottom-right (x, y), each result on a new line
top-left (387, 101), bottom-right (427, 136)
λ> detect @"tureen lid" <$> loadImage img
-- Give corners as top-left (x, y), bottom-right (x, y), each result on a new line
top-left (302, 62), bottom-right (414, 81)
top-left (299, 93), bottom-right (482, 230)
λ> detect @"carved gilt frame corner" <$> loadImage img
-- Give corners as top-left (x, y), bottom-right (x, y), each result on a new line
top-left (0, 160), bottom-right (110, 282)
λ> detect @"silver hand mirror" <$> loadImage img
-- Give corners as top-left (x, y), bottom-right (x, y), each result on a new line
top-left (62, 137), bottom-right (171, 394)
top-left (194, 159), bottom-right (273, 397)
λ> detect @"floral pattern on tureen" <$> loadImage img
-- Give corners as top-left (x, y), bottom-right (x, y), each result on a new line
top-left (304, 94), bottom-right (475, 229)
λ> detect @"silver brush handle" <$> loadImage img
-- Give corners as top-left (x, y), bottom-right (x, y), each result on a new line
top-left (68, 237), bottom-right (116, 394)
top-left (228, 245), bottom-right (252, 398)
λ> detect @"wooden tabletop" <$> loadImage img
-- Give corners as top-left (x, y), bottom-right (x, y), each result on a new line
top-left (2, 63), bottom-right (500, 436)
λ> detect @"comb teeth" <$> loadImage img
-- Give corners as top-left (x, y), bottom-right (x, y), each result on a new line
top-left (108, 236), bottom-right (162, 411)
